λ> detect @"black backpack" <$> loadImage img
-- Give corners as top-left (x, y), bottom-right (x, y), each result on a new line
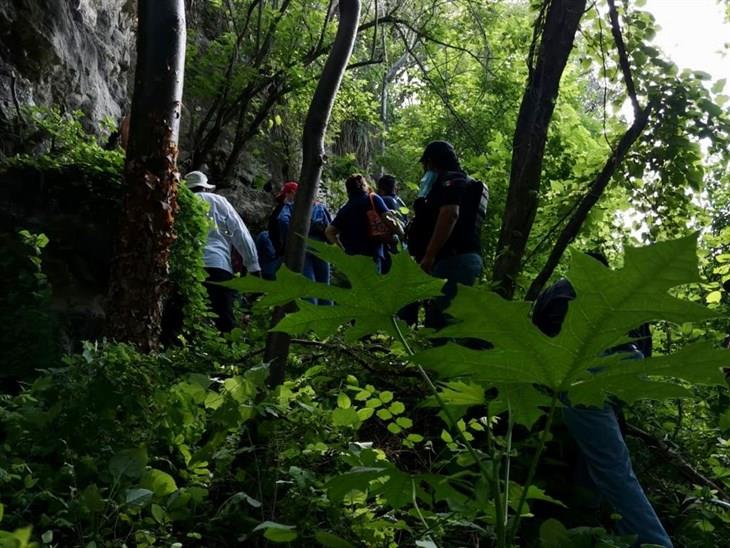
top-left (469, 178), bottom-right (489, 231)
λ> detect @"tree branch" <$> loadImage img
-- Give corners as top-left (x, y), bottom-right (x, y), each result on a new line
top-left (526, 100), bottom-right (655, 300)
top-left (625, 422), bottom-right (729, 500)
top-left (607, 0), bottom-right (640, 117)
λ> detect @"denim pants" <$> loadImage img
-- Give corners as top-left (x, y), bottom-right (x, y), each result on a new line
top-left (302, 253), bottom-right (331, 306)
top-left (563, 349), bottom-right (672, 548)
top-left (425, 253), bottom-right (483, 329)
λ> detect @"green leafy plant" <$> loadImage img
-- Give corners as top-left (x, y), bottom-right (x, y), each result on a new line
top-left (229, 234), bottom-right (729, 546)
top-left (1, 107), bottom-right (124, 176)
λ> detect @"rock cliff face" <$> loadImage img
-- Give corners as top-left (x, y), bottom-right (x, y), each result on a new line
top-left (0, 0), bottom-right (136, 126)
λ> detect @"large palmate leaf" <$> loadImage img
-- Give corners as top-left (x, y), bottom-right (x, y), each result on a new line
top-left (414, 234), bottom-right (728, 409)
top-left (225, 241), bottom-right (444, 341)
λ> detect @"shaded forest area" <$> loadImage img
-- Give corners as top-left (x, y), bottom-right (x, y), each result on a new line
top-left (1, 0), bottom-right (730, 546)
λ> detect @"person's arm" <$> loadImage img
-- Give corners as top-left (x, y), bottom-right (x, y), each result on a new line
top-left (325, 224), bottom-right (344, 250)
top-left (420, 205), bottom-right (459, 273)
top-left (224, 200), bottom-right (261, 272)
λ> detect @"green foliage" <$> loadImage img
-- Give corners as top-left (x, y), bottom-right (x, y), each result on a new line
top-left (229, 235), bottom-right (727, 545)
top-left (226, 240), bottom-right (445, 341)
top-left (0, 230), bottom-right (57, 381)
top-left (168, 184), bottom-right (212, 335)
top-left (417, 234), bottom-right (727, 419)
top-left (0, 107), bottom-right (124, 176)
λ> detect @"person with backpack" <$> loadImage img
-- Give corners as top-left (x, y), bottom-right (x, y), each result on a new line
top-left (531, 254), bottom-right (672, 548)
top-left (407, 141), bottom-right (488, 328)
top-left (376, 174), bottom-right (408, 274)
top-left (267, 181), bottom-right (333, 299)
top-left (186, 171), bottom-right (260, 332)
top-left (324, 173), bottom-right (399, 273)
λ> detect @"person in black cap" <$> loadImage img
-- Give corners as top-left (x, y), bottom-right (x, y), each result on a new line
top-left (408, 141), bottom-right (488, 328)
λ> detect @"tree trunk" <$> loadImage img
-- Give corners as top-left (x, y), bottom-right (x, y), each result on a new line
top-left (491, 0), bottom-right (587, 299)
top-left (106, 0), bottom-right (186, 351)
top-left (525, 103), bottom-right (654, 301)
top-left (264, 0), bottom-right (361, 387)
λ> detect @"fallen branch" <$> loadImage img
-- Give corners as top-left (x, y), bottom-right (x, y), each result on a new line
top-left (625, 422), bottom-right (729, 500)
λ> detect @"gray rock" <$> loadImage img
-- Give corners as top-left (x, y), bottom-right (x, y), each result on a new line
top-left (0, 0), bottom-right (135, 128)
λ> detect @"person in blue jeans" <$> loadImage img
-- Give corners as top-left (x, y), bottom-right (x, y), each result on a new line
top-left (532, 273), bottom-right (673, 547)
top-left (267, 181), bottom-right (333, 303)
top-left (325, 174), bottom-right (395, 273)
top-left (406, 141), bottom-right (487, 328)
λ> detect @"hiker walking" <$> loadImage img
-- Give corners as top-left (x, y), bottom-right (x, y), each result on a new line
top-left (376, 174), bottom-right (407, 274)
top-left (186, 171), bottom-right (260, 332)
top-left (407, 141), bottom-right (488, 328)
top-left (531, 254), bottom-right (672, 548)
top-left (267, 181), bottom-right (333, 301)
top-left (325, 174), bottom-right (399, 273)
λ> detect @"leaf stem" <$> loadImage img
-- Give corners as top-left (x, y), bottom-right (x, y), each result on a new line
top-left (391, 316), bottom-right (506, 546)
top-left (507, 393), bottom-right (558, 543)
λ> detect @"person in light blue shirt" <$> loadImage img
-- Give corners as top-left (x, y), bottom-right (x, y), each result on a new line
top-left (186, 171), bottom-right (260, 332)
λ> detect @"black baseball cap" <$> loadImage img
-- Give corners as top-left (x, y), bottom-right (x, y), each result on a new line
top-left (419, 140), bottom-right (460, 170)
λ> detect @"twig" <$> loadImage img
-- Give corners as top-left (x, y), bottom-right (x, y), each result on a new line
top-left (625, 422), bottom-right (729, 499)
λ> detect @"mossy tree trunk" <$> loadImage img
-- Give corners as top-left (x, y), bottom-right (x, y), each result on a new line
top-left (107, 0), bottom-right (186, 351)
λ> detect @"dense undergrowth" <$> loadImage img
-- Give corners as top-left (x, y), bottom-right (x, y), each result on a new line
top-left (1, 235), bottom-right (729, 547)
top-left (1, 111), bottom-right (729, 547)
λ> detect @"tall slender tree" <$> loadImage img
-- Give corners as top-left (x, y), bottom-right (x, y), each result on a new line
top-left (265, 0), bottom-right (362, 387)
top-left (107, 0), bottom-right (187, 351)
top-left (492, 0), bottom-right (587, 299)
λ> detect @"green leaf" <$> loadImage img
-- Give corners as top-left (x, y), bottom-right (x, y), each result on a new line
top-left (712, 78), bottom-right (726, 94)
top-left (539, 518), bottom-right (570, 548)
top-left (492, 384), bottom-right (552, 429)
top-left (253, 521), bottom-right (297, 543)
top-left (0, 502), bottom-right (3, 523)
top-left (80, 484), bottom-right (106, 513)
top-left (109, 447), bottom-right (148, 479)
top-left (388, 401), bottom-right (406, 415)
top-left (326, 467), bottom-right (390, 500)
top-left (415, 235), bottom-right (726, 408)
top-left (41, 530), bottom-right (53, 544)
top-left (315, 531), bottom-right (356, 548)
top-left (356, 407), bottom-right (375, 420)
top-left (125, 488), bottom-right (153, 507)
top-left (150, 504), bottom-right (165, 524)
top-left (332, 407), bottom-right (360, 427)
top-left (140, 469), bottom-right (178, 497)
top-left (226, 242), bottom-right (444, 341)
top-left (337, 393), bottom-right (352, 409)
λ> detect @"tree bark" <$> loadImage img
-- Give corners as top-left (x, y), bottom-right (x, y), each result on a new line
top-left (264, 0), bottom-right (361, 387)
top-left (491, 0), bottom-right (587, 299)
top-left (106, 0), bottom-right (186, 351)
top-left (525, 102), bottom-right (654, 301)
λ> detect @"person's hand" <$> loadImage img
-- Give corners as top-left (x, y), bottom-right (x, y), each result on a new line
top-left (419, 254), bottom-right (435, 274)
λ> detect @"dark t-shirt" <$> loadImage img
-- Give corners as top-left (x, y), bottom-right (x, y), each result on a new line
top-left (408, 171), bottom-right (481, 261)
top-left (331, 192), bottom-right (389, 259)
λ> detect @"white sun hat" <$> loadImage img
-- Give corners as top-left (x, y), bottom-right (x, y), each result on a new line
top-left (185, 171), bottom-right (216, 190)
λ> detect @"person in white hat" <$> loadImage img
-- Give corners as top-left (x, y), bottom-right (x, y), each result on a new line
top-left (185, 171), bottom-right (260, 332)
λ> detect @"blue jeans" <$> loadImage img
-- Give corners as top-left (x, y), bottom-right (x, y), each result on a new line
top-left (303, 253), bottom-right (331, 306)
top-left (563, 354), bottom-right (672, 548)
top-left (426, 253), bottom-right (483, 329)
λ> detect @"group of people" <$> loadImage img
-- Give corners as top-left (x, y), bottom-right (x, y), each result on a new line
top-left (185, 140), bottom-right (672, 547)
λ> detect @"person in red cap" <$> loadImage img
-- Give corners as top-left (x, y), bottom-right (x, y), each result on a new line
top-left (266, 181), bottom-right (333, 301)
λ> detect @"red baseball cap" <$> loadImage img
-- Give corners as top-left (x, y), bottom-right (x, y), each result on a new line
top-left (276, 181), bottom-right (298, 200)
